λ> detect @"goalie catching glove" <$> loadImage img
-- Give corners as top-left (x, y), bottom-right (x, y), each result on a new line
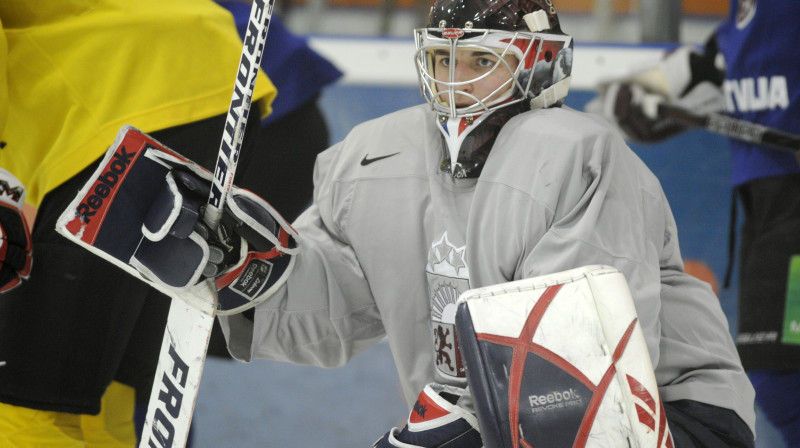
top-left (586, 40), bottom-right (726, 143)
top-left (0, 168), bottom-right (32, 293)
top-left (373, 383), bottom-right (482, 448)
top-left (56, 126), bottom-right (298, 314)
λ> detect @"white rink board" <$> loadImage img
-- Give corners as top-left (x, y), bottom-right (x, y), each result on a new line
top-left (308, 36), bottom-right (667, 89)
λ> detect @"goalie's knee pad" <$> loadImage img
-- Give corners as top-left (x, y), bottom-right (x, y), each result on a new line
top-left (455, 265), bottom-right (673, 448)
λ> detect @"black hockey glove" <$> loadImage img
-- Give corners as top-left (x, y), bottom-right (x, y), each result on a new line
top-left (0, 169), bottom-right (32, 293)
top-left (373, 384), bottom-right (482, 448)
top-left (604, 82), bottom-right (689, 143)
top-left (587, 42), bottom-right (726, 144)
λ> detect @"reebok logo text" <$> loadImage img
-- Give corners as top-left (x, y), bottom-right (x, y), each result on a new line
top-left (75, 146), bottom-right (135, 223)
top-left (528, 388), bottom-right (583, 413)
top-left (413, 399), bottom-right (428, 418)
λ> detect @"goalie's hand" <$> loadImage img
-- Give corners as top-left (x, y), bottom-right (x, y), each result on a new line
top-left (373, 383), bottom-right (482, 448)
top-left (131, 168), bottom-right (298, 315)
top-left (0, 169), bottom-right (32, 293)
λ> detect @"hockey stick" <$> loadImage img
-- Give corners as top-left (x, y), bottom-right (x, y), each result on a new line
top-left (205, 0), bottom-right (273, 228)
top-left (138, 1), bottom-right (274, 447)
top-left (658, 103), bottom-right (800, 153)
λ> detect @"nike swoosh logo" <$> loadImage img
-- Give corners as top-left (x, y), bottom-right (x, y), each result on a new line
top-left (361, 152), bottom-right (400, 166)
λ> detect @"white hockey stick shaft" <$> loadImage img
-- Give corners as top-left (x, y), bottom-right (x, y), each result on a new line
top-left (139, 293), bottom-right (215, 448)
top-left (139, 2), bottom-right (274, 447)
top-left (205, 0), bottom-right (275, 230)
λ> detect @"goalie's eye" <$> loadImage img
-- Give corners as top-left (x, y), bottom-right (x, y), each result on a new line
top-left (473, 54), bottom-right (500, 71)
top-left (432, 49), bottom-right (508, 80)
top-left (433, 49), bottom-right (451, 69)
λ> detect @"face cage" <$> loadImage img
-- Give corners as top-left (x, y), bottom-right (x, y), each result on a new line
top-left (414, 28), bottom-right (544, 119)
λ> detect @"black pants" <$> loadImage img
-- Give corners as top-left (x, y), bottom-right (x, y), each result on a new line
top-left (736, 173), bottom-right (800, 369)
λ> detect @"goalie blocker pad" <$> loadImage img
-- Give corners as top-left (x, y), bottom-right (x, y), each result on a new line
top-left (455, 265), bottom-right (673, 448)
top-left (55, 125), bottom-right (296, 315)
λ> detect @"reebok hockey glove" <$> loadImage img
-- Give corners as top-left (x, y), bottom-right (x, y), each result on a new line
top-left (373, 383), bottom-right (482, 448)
top-left (132, 168), bottom-right (298, 314)
top-left (586, 43), bottom-right (726, 143)
top-left (0, 169), bottom-right (32, 293)
top-left (57, 126), bottom-right (298, 315)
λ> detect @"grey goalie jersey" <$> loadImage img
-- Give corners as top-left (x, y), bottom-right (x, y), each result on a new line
top-left (219, 104), bottom-right (755, 433)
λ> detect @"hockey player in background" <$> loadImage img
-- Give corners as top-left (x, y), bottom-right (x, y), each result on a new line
top-left (588, 1), bottom-right (800, 446)
top-left (57, 0), bottom-right (756, 446)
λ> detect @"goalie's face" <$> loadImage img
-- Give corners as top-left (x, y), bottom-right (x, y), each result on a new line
top-left (431, 48), bottom-right (520, 110)
top-left (415, 28), bottom-right (544, 119)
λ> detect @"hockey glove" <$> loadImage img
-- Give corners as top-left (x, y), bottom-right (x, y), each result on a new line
top-left (373, 383), bottom-right (482, 448)
top-left (56, 126), bottom-right (298, 315)
top-left (132, 167), bottom-right (298, 314)
top-left (0, 169), bottom-right (32, 293)
top-left (586, 43), bottom-right (726, 143)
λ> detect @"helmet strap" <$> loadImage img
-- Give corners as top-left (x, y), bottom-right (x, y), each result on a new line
top-left (529, 76), bottom-right (571, 109)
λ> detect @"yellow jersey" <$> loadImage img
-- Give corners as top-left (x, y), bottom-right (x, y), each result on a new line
top-left (0, 0), bottom-right (276, 205)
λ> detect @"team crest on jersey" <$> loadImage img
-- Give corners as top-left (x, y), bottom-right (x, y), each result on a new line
top-left (426, 233), bottom-right (470, 379)
top-left (736, 0), bottom-right (756, 29)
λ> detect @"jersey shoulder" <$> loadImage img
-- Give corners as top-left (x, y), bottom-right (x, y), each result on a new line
top-left (479, 106), bottom-right (658, 202)
top-left (485, 106), bottom-right (633, 173)
top-left (509, 106), bottom-right (625, 146)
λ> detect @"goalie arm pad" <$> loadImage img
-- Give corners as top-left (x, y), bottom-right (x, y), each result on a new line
top-left (0, 168), bottom-right (32, 293)
top-left (587, 35), bottom-right (726, 143)
top-left (455, 265), bottom-right (674, 448)
top-left (56, 126), bottom-right (298, 315)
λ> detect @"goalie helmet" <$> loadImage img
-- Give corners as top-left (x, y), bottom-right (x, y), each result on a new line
top-left (414, 0), bottom-right (573, 178)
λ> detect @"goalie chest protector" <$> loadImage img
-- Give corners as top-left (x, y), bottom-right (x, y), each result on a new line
top-left (455, 265), bottom-right (673, 448)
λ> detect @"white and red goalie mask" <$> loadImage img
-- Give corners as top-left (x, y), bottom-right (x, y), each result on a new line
top-left (414, 27), bottom-right (572, 118)
top-left (413, 0), bottom-right (574, 178)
